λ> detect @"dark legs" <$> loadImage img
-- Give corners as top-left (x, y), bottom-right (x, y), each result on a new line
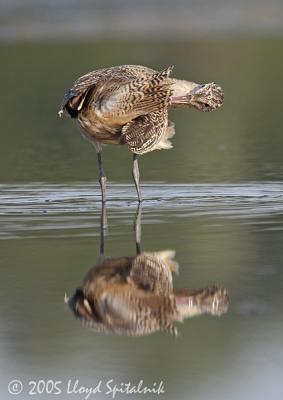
top-left (97, 151), bottom-right (107, 203)
top-left (98, 201), bottom-right (142, 262)
top-left (99, 201), bottom-right (107, 263)
top-left (134, 203), bottom-right (142, 254)
top-left (97, 150), bottom-right (142, 203)
top-left (132, 154), bottom-right (142, 202)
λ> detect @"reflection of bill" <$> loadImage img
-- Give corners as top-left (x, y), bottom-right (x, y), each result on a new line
top-left (65, 205), bottom-right (229, 336)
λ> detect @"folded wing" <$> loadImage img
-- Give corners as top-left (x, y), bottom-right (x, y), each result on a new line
top-left (96, 66), bottom-right (173, 123)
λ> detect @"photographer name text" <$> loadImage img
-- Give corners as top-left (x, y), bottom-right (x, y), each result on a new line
top-left (8, 378), bottom-right (165, 398)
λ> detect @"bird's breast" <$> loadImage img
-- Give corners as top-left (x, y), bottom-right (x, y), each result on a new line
top-left (77, 111), bottom-right (122, 145)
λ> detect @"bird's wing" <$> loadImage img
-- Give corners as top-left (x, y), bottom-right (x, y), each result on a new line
top-left (98, 285), bottom-right (177, 335)
top-left (112, 64), bottom-right (156, 79)
top-left (59, 65), bottom-right (157, 116)
top-left (95, 66), bottom-right (173, 122)
top-left (63, 65), bottom-right (154, 100)
top-left (59, 68), bottom-right (109, 115)
top-left (120, 109), bottom-right (168, 154)
top-left (129, 252), bottom-right (174, 294)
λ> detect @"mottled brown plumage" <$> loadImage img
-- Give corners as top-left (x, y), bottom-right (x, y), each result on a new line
top-left (59, 65), bottom-right (224, 201)
top-left (66, 251), bottom-right (229, 336)
top-left (65, 203), bottom-right (229, 336)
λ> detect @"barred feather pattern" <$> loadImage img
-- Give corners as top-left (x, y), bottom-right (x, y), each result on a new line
top-left (59, 65), bottom-right (157, 113)
top-left (121, 110), bottom-right (169, 154)
top-left (130, 251), bottom-right (177, 295)
top-left (97, 67), bottom-right (173, 120)
top-left (66, 251), bottom-right (229, 336)
top-left (59, 64), bottom-right (224, 155)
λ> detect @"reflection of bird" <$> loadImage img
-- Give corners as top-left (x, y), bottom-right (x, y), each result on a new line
top-left (59, 65), bottom-right (224, 202)
top-left (65, 204), bottom-right (229, 336)
top-left (66, 251), bottom-right (228, 336)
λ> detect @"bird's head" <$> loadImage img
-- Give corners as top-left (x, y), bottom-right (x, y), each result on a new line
top-left (206, 287), bottom-right (229, 316)
top-left (187, 83), bottom-right (224, 112)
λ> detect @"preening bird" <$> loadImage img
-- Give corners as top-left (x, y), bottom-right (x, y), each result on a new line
top-left (59, 65), bottom-right (224, 202)
top-left (64, 204), bottom-right (229, 336)
top-left (65, 251), bottom-right (229, 336)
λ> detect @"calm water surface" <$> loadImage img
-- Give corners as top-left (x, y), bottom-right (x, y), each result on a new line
top-left (0, 183), bottom-right (283, 399)
top-left (0, 38), bottom-right (283, 400)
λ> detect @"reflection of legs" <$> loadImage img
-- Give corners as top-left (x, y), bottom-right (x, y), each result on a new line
top-left (134, 203), bottom-right (142, 254)
top-left (99, 201), bottom-right (107, 262)
top-left (132, 154), bottom-right (142, 202)
top-left (97, 151), bottom-right (107, 203)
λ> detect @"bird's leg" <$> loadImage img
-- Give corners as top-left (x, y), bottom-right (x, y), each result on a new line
top-left (100, 199), bottom-right (107, 231)
top-left (132, 154), bottom-right (142, 202)
top-left (97, 151), bottom-right (107, 203)
top-left (99, 201), bottom-right (107, 263)
top-left (134, 203), bottom-right (142, 254)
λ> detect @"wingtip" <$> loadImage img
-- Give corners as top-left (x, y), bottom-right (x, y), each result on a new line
top-left (158, 65), bottom-right (174, 78)
top-left (166, 65), bottom-right (174, 76)
top-left (64, 292), bottom-right (69, 304)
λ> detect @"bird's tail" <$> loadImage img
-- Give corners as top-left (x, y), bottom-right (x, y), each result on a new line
top-left (174, 285), bottom-right (229, 320)
top-left (153, 250), bottom-right (179, 274)
top-left (170, 79), bottom-right (224, 112)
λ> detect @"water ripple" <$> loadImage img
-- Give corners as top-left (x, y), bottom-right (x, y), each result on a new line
top-left (0, 182), bottom-right (283, 239)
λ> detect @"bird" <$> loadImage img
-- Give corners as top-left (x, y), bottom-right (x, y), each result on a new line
top-left (64, 203), bottom-right (229, 336)
top-left (59, 65), bottom-right (224, 202)
top-left (65, 251), bottom-right (229, 336)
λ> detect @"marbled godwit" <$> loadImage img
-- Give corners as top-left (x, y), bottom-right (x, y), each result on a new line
top-left (59, 65), bottom-right (224, 202)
